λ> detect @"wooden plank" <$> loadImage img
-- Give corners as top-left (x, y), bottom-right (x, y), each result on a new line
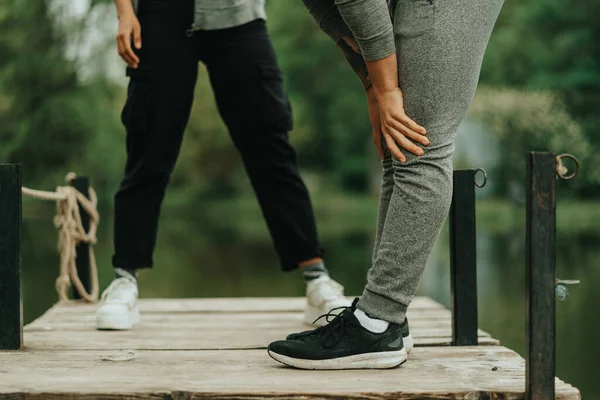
top-left (38, 296), bottom-right (447, 316)
top-left (26, 316), bottom-right (492, 334)
top-left (30, 297), bottom-right (462, 351)
top-left (0, 347), bottom-right (579, 399)
top-left (24, 303), bottom-right (497, 351)
top-left (27, 310), bottom-right (457, 328)
top-left (36, 307), bottom-right (451, 325)
top-left (22, 322), bottom-right (497, 351)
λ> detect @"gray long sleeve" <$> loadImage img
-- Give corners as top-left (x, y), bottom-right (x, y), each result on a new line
top-left (301, 0), bottom-right (395, 61)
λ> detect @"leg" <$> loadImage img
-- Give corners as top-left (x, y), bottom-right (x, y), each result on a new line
top-left (113, 0), bottom-right (198, 270)
top-left (203, 21), bottom-right (348, 324)
top-left (269, 0), bottom-right (503, 371)
top-left (201, 20), bottom-right (323, 271)
top-left (359, 0), bottom-right (504, 323)
top-left (99, 0), bottom-right (198, 331)
top-left (372, 152), bottom-right (394, 266)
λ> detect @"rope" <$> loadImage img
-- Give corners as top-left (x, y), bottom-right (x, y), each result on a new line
top-left (556, 156), bottom-right (569, 177)
top-left (21, 173), bottom-right (100, 303)
top-left (21, 187), bottom-right (67, 201)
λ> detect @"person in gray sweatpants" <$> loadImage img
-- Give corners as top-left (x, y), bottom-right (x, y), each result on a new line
top-left (268, 0), bottom-right (504, 369)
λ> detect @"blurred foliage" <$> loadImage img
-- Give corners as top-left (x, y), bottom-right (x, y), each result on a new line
top-left (266, 1), bottom-right (373, 192)
top-left (0, 0), bottom-right (123, 200)
top-left (0, 0), bottom-right (598, 202)
top-left (469, 87), bottom-right (591, 198)
top-left (481, 0), bottom-right (600, 196)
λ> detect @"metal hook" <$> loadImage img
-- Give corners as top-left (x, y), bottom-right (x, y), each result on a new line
top-left (556, 154), bottom-right (579, 181)
top-left (555, 279), bottom-right (580, 301)
top-left (474, 168), bottom-right (487, 188)
top-left (556, 279), bottom-right (580, 286)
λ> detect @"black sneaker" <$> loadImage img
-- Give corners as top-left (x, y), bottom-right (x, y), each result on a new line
top-left (287, 315), bottom-right (414, 353)
top-left (268, 298), bottom-right (407, 370)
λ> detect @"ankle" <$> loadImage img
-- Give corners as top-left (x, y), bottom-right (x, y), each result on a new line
top-left (354, 308), bottom-right (390, 333)
top-left (300, 259), bottom-right (329, 281)
top-left (115, 267), bottom-right (138, 281)
top-left (298, 257), bottom-right (323, 268)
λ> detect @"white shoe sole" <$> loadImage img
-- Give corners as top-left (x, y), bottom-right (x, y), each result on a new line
top-left (96, 306), bottom-right (140, 330)
top-left (268, 348), bottom-right (407, 370)
top-left (404, 334), bottom-right (414, 353)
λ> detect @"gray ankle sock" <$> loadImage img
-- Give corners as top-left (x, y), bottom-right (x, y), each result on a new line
top-left (302, 261), bottom-right (329, 281)
top-left (115, 268), bottom-right (137, 281)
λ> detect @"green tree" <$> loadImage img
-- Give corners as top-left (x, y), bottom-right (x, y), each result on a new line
top-left (266, 1), bottom-right (374, 192)
top-left (480, 0), bottom-right (600, 195)
top-left (0, 0), bottom-right (122, 200)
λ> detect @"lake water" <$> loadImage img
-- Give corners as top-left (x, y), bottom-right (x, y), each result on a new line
top-left (20, 198), bottom-right (599, 399)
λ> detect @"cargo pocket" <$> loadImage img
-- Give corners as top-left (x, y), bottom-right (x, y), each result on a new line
top-left (257, 64), bottom-right (293, 132)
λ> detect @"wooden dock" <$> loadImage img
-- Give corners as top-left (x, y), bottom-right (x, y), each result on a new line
top-left (0, 297), bottom-right (580, 399)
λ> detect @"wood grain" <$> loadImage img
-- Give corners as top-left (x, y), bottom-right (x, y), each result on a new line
top-left (0, 348), bottom-right (579, 399)
top-left (24, 298), bottom-right (497, 350)
top-left (39, 297), bottom-right (447, 315)
top-left (0, 297), bottom-right (578, 399)
top-left (22, 327), bottom-right (497, 351)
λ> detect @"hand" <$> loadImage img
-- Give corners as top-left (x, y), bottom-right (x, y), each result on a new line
top-left (375, 87), bottom-right (428, 163)
top-left (366, 89), bottom-right (385, 159)
top-left (116, 12), bottom-right (142, 68)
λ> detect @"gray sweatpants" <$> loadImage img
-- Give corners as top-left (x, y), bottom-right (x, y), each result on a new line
top-left (357, 0), bottom-right (504, 323)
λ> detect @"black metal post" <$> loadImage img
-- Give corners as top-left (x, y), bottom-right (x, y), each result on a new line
top-left (526, 152), bottom-right (556, 400)
top-left (0, 164), bottom-right (23, 350)
top-left (449, 169), bottom-right (478, 346)
top-left (70, 177), bottom-right (91, 300)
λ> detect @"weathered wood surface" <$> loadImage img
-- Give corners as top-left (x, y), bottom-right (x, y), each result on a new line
top-left (37, 296), bottom-right (446, 315)
top-left (0, 297), bottom-right (580, 399)
top-left (0, 348), bottom-right (579, 399)
top-left (23, 297), bottom-right (497, 350)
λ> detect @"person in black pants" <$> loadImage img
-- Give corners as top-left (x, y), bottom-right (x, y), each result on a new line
top-left (96, 0), bottom-right (349, 330)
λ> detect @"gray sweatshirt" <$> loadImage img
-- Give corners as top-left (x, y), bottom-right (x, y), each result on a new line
top-left (301, 0), bottom-right (395, 61)
top-left (131, 0), bottom-right (266, 31)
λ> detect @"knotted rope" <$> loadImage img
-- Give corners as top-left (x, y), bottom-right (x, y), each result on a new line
top-left (21, 173), bottom-right (100, 303)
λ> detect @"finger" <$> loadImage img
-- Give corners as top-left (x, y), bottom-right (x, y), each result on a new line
top-left (388, 117), bottom-right (430, 146)
top-left (132, 24), bottom-right (142, 50)
top-left (398, 113), bottom-right (427, 135)
top-left (373, 129), bottom-right (384, 160)
top-left (123, 37), bottom-right (140, 67)
top-left (384, 133), bottom-right (406, 163)
top-left (116, 36), bottom-right (127, 64)
top-left (117, 33), bottom-right (133, 65)
top-left (118, 32), bottom-right (139, 67)
top-left (388, 127), bottom-right (424, 156)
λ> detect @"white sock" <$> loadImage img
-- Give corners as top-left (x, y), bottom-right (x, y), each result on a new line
top-left (354, 308), bottom-right (390, 333)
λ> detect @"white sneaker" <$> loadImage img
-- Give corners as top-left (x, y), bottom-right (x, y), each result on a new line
top-left (304, 276), bottom-right (351, 326)
top-left (96, 274), bottom-right (140, 330)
